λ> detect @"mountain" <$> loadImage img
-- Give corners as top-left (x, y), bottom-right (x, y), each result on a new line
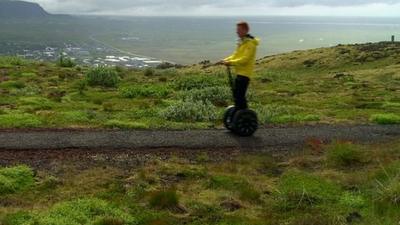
top-left (0, 0), bottom-right (50, 19)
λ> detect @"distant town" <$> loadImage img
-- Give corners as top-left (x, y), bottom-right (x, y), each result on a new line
top-left (0, 40), bottom-right (164, 68)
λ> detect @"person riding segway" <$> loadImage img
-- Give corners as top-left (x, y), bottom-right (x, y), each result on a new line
top-left (220, 21), bottom-right (260, 137)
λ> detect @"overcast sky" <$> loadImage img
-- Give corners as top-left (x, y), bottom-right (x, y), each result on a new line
top-left (30, 0), bottom-right (400, 17)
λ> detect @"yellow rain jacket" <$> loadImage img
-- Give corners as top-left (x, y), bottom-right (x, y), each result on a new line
top-left (224, 35), bottom-right (260, 78)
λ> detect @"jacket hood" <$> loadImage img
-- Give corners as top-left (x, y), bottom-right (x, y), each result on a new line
top-left (242, 34), bottom-right (260, 46)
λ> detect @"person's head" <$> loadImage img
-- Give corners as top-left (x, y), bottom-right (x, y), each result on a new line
top-left (236, 21), bottom-right (250, 38)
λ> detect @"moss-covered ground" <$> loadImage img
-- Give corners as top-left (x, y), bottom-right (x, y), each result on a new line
top-left (1, 140), bottom-right (400, 225)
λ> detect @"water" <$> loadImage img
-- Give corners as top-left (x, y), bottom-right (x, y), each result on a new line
top-left (93, 16), bottom-right (400, 64)
top-left (1, 16), bottom-right (399, 65)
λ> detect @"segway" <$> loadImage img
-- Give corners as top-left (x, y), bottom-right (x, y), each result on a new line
top-left (223, 66), bottom-right (258, 137)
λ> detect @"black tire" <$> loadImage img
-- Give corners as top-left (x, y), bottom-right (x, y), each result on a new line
top-left (223, 106), bottom-right (236, 131)
top-left (232, 109), bottom-right (258, 137)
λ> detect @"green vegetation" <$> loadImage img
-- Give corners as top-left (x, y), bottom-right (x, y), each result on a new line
top-left (0, 42), bottom-right (399, 129)
top-left (370, 113), bottom-right (400, 124)
top-left (57, 55), bottom-right (76, 68)
top-left (161, 100), bottom-right (217, 122)
top-left (1, 140), bottom-right (400, 224)
top-left (86, 66), bottom-right (120, 88)
top-left (326, 142), bottom-right (366, 167)
top-left (149, 190), bottom-right (180, 210)
top-left (0, 165), bottom-right (34, 195)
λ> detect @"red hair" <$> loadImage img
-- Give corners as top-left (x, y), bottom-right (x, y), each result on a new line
top-left (237, 21), bottom-right (250, 32)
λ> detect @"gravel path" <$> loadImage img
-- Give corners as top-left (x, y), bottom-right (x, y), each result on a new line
top-left (0, 125), bottom-right (399, 151)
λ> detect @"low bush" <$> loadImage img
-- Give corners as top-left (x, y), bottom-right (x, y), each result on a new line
top-left (160, 100), bottom-right (217, 122)
top-left (370, 113), bottom-right (400, 124)
top-left (326, 142), bottom-right (365, 168)
top-left (57, 56), bottom-right (76, 68)
top-left (182, 86), bottom-right (231, 107)
top-left (143, 68), bottom-right (155, 77)
top-left (0, 113), bottom-right (42, 128)
top-left (86, 67), bottom-right (120, 88)
top-left (120, 85), bottom-right (170, 98)
top-left (0, 165), bottom-right (35, 195)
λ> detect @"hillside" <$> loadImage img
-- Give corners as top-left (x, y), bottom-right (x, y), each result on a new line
top-left (0, 42), bottom-right (399, 129)
top-left (0, 0), bottom-right (49, 19)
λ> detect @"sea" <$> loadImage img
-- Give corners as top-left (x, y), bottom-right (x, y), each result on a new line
top-left (1, 16), bottom-right (399, 65)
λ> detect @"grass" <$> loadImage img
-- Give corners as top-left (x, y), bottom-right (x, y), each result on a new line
top-left (326, 142), bottom-right (366, 168)
top-left (0, 113), bottom-right (42, 128)
top-left (276, 170), bottom-right (342, 209)
top-left (0, 42), bottom-right (399, 129)
top-left (370, 113), bottom-right (400, 124)
top-left (86, 66), bottom-right (120, 88)
top-left (1, 198), bottom-right (136, 225)
top-left (0, 165), bottom-right (34, 195)
top-left (149, 190), bottom-right (180, 210)
top-left (1, 141), bottom-right (400, 224)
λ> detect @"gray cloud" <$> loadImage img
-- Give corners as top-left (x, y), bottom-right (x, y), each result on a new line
top-left (30, 0), bottom-right (400, 15)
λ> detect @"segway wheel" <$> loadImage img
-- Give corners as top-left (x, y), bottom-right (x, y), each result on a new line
top-left (223, 106), bottom-right (236, 131)
top-left (232, 109), bottom-right (258, 137)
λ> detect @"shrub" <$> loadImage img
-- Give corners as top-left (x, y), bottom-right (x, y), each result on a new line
top-left (156, 62), bottom-right (177, 69)
top-left (370, 114), bottom-right (400, 124)
top-left (120, 85), bottom-right (170, 98)
top-left (149, 189), bottom-right (179, 210)
top-left (174, 74), bottom-right (222, 91)
top-left (276, 170), bottom-right (341, 209)
top-left (161, 100), bottom-right (217, 122)
top-left (57, 55), bottom-right (76, 68)
top-left (8, 198), bottom-right (137, 225)
top-left (326, 142), bottom-right (365, 167)
top-left (143, 68), bottom-right (155, 77)
top-left (0, 165), bottom-right (35, 195)
top-left (86, 67), bottom-right (120, 88)
top-left (74, 80), bottom-right (88, 95)
top-left (182, 86), bottom-right (231, 106)
top-left (0, 113), bottom-right (42, 128)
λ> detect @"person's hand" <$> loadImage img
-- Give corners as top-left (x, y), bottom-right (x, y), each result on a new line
top-left (216, 60), bottom-right (225, 65)
top-left (223, 61), bottom-right (231, 66)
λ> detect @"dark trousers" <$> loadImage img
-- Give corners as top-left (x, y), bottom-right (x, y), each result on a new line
top-left (233, 75), bottom-right (250, 110)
